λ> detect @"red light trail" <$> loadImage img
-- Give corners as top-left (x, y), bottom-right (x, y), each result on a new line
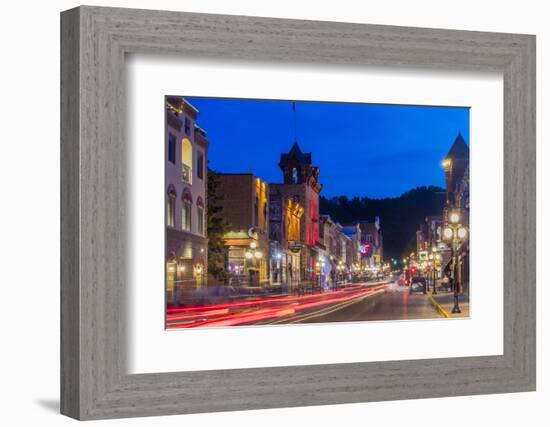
top-left (166, 284), bottom-right (388, 329)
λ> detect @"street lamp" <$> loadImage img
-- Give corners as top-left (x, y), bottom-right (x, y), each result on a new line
top-left (430, 255), bottom-right (435, 294)
top-left (244, 242), bottom-right (263, 286)
top-left (315, 259), bottom-right (325, 293)
top-left (449, 211), bottom-right (460, 224)
top-left (430, 245), bottom-right (438, 294)
top-left (443, 210), bottom-right (468, 313)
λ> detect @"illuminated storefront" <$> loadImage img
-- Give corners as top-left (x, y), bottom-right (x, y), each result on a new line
top-left (217, 174), bottom-right (271, 287)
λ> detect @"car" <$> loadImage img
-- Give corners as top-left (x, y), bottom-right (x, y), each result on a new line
top-left (397, 274), bottom-right (409, 286)
top-left (409, 277), bottom-right (427, 293)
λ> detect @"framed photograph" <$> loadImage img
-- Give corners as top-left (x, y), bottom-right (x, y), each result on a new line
top-left (163, 96), bottom-right (471, 329)
top-left (61, 6), bottom-right (536, 420)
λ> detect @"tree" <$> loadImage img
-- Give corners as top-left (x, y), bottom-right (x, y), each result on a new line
top-left (206, 169), bottom-right (230, 283)
top-left (319, 186), bottom-right (445, 260)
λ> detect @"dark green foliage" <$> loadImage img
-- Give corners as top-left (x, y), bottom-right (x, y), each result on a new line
top-left (320, 186), bottom-right (445, 261)
top-left (207, 169), bottom-right (230, 281)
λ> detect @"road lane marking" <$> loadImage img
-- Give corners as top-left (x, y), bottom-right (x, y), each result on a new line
top-left (427, 293), bottom-right (450, 318)
top-left (277, 288), bottom-right (387, 324)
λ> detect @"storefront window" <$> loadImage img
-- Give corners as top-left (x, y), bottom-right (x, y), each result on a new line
top-left (166, 261), bottom-right (176, 295)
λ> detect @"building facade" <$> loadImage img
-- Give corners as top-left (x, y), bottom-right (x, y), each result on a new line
top-left (268, 188), bottom-right (304, 287)
top-left (341, 223), bottom-right (362, 274)
top-left (274, 142), bottom-right (324, 285)
top-left (319, 215), bottom-right (337, 288)
top-left (357, 218), bottom-right (383, 271)
top-left (319, 215), bottom-right (351, 288)
top-left (453, 164), bottom-right (470, 292)
top-left (216, 173), bottom-right (270, 287)
top-left (443, 132), bottom-right (469, 207)
top-left (165, 97), bottom-right (209, 304)
top-left (442, 132), bottom-right (470, 293)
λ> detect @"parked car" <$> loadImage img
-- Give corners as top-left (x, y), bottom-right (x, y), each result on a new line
top-left (409, 277), bottom-right (427, 293)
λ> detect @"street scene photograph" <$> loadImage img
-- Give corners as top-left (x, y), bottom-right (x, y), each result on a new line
top-left (164, 96), bottom-right (470, 329)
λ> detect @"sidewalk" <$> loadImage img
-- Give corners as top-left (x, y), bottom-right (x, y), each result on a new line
top-left (427, 291), bottom-right (470, 318)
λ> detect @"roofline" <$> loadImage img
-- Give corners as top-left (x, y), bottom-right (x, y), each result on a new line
top-left (215, 172), bottom-right (254, 176)
top-left (181, 98), bottom-right (199, 114)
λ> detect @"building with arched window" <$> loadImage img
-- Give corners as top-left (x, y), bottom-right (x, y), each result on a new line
top-left (165, 97), bottom-right (209, 304)
top-left (274, 142), bottom-right (323, 286)
top-left (442, 132), bottom-right (470, 294)
top-left (268, 189), bottom-right (304, 287)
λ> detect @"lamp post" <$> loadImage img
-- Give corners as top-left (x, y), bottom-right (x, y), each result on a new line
top-left (430, 245), bottom-right (438, 294)
top-left (315, 259), bottom-right (325, 293)
top-left (245, 241), bottom-right (263, 287)
top-left (428, 254), bottom-right (435, 293)
top-left (434, 253), bottom-right (442, 294)
top-left (337, 261), bottom-right (344, 289)
top-left (443, 210), bottom-right (468, 313)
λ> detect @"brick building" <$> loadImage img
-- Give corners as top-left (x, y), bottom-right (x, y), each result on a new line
top-left (268, 188), bottom-right (304, 287)
top-left (273, 142), bottom-right (324, 284)
top-left (216, 173), bottom-right (270, 287)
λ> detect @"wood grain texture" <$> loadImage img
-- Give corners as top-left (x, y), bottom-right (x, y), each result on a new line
top-left (60, 7), bottom-right (80, 419)
top-left (60, 6), bottom-right (536, 420)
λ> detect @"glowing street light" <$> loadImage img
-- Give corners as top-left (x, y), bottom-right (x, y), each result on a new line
top-left (449, 211), bottom-right (460, 224)
top-left (443, 227), bottom-right (454, 239)
top-left (444, 209), bottom-right (469, 313)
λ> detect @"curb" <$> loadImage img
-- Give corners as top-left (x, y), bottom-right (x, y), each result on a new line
top-left (427, 293), bottom-right (451, 318)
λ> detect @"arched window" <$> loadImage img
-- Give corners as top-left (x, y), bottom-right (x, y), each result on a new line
top-left (181, 187), bottom-right (193, 232)
top-left (166, 184), bottom-right (176, 228)
top-left (263, 202), bottom-right (268, 230)
top-left (254, 196), bottom-right (259, 226)
top-left (181, 138), bottom-right (193, 184)
top-left (291, 167), bottom-right (298, 184)
top-left (196, 151), bottom-right (204, 180)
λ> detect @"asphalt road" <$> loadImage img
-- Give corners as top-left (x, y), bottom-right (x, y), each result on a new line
top-left (294, 283), bottom-right (442, 324)
top-left (166, 282), bottom-right (444, 328)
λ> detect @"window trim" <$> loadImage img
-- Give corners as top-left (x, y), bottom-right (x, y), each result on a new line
top-left (181, 200), bottom-right (192, 232)
top-left (197, 205), bottom-right (204, 236)
top-left (196, 150), bottom-right (204, 180)
top-left (168, 133), bottom-right (176, 164)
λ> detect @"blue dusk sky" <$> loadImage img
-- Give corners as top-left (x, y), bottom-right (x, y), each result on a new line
top-left (185, 97), bottom-right (470, 199)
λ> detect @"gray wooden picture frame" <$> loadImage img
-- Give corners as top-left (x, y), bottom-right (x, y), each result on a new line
top-left (60, 5), bottom-right (536, 420)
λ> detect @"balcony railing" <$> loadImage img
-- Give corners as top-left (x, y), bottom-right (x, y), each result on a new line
top-left (181, 163), bottom-right (192, 184)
